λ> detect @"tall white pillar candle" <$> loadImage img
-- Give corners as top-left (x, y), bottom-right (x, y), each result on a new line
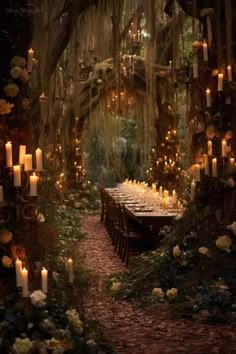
top-left (30, 173), bottom-right (38, 196)
top-left (208, 140), bottom-right (213, 156)
top-left (67, 258), bottom-right (74, 283)
top-left (5, 142), bottom-right (13, 167)
top-left (27, 48), bottom-right (34, 73)
top-left (212, 157), bottom-right (217, 177)
top-left (159, 186), bottom-right (163, 198)
top-left (194, 164), bottom-right (201, 182)
top-left (172, 189), bottom-right (177, 206)
top-left (203, 42), bottom-right (208, 61)
top-left (19, 145), bottom-right (26, 165)
top-left (227, 65), bottom-right (232, 82)
top-left (191, 180), bottom-right (196, 201)
top-left (206, 88), bottom-right (211, 107)
top-left (22, 267), bottom-right (28, 297)
top-left (41, 267), bottom-right (48, 293)
top-left (0, 186), bottom-right (3, 202)
top-left (35, 148), bottom-right (43, 171)
top-left (13, 165), bottom-right (21, 187)
top-left (218, 73), bottom-right (223, 91)
top-left (15, 258), bottom-right (23, 287)
top-left (222, 139), bottom-right (227, 157)
top-left (230, 158), bottom-right (235, 167)
top-left (24, 154), bottom-right (32, 171)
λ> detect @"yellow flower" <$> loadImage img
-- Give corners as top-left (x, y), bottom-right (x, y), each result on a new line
top-left (10, 56), bottom-right (26, 68)
top-left (4, 83), bottom-right (19, 97)
top-left (216, 235), bottom-right (232, 253)
top-left (2, 255), bottom-right (13, 268)
top-left (166, 288), bottom-right (178, 300)
top-left (198, 247), bottom-right (209, 256)
top-left (10, 66), bottom-right (23, 79)
top-left (0, 99), bottom-right (14, 115)
top-left (152, 287), bottom-right (164, 299)
top-left (173, 245), bottom-right (181, 257)
top-left (110, 281), bottom-right (121, 292)
top-left (0, 230), bottom-right (12, 244)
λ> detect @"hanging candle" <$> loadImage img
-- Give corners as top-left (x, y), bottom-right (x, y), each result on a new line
top-left (222, 139), bottom-right (227, 157)
top-left (203, 42), bottom-right (208, 61)
top-left (212, 158), bottom-right (217, 177)
top-left (191, 180), bottom-right (196, 201)
top-left (207, 140), bottom-right (213, 156)
top-left (227, 65), bottom-right (233, 82)
top-left (218, 73), bottom-right (224, 91)
top-left (206, 88), bottom-right (211, 107)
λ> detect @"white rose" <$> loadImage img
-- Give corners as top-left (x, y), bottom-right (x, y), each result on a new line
top-left (216, 235), bottom-right (232, 253)
top-left (166, 288), bottom-right (178, 300)
top-left (152, 287), bottom-right (164, 298)
top-left (30, 290), bottom-right (47, 308)
top-left (12, 337), bottom-right (33, 354)
top-left (110, 281), bottom-right (121, 292)
top-left (227, 221), bottom-right (236, 236)
top-left (10, 66), bottom-right (23, 79)
top-left (198, 247), bottom-right (209, 256)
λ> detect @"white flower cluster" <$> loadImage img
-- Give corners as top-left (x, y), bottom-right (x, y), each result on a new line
top-left (30, 290), bottom-right (47, 308)
top-left (152, 287), bottom-right (178, 300)
top-left (66, 309), bottom-right (83, 334)
top-left (12, 337), bottom-right (33, 354)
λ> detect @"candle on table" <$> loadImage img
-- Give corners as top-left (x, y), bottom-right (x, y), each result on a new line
top-left (41, 267), bottom-right (48, 293)
top-left (204, 154), bottom-right (209, 175)
top-left (24, 154), bottom-right (32, 171)
top-left (194, 164), bottom-right (201, 182)
top-left (203, 42), bottom-right (208, 61)
top-left (206, 88), bottom-right (211, 107)
top-left (159, 186), bottom-right (163, 198)
top-left (193, 63), bottom-right (198, 78)
top-left (30, 173), bottom-right (38, 196)
top-left (222, 139), bottom-right (227, 157)
top-left (15, 258), bottom-right (23, 287)
top-left (35, 148), bottom-right (43, 171)
top-left (227, 65), bottom-right (233, 82)
top-left (5, 142), bottom-right (13, 167)
top-left (13, 165), bottom-right (21, 187)
top-left (207, 140), bottom-right (213, 156)
top-left (172, 189), bottom-right (177, 206)
top-left (27, 48), bottom-right (34, 73)
top-left (0, 186), bottom-right (3, 202)
top-left (19, 145), bottom-right (26, 165)
top-left (22, 267), bottom-right (28, 297)
top-left (212, 157), bottom-right (217, 177)
top-left (67, 258), bottom-right (74, 283)
top-left (218, 73), bottom-right (223, 91)
top-left (191, 180), bottom-right (196, 201)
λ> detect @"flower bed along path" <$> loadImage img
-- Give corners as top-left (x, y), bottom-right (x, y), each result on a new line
top-left (79, 215), bottom-right (236, 354)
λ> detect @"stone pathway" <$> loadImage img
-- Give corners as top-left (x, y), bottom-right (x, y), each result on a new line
top-left (79, 215), bottom-right (236, 354)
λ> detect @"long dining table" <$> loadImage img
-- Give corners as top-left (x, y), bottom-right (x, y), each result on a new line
top-left (105, 186), bottom-right (178, 248)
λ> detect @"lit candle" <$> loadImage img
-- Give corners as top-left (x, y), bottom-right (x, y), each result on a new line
top-left (230, 158), bottom-right (235, 167)
top-left (0, 186), bottom-right (3, 202)
top-left (204, 154), bottom-right (209, 175)
top-left (227, 65), bottom-right (232, 82)
top-left (191, 180), bottom-right (196, 201)
top-left (212, 157), bottom-right (217, 177)
top-left (13, 165), bottom-right (21, 187)
top-left (75, 147), bottom-right (79, 156)
top-left (24, 154), bottom-right (32, 171)
top-left (30, 173), bottom-right (38, 196)
top-left (193, 63), bottom-right (198, 78)
top-left (207, 140), bottom-right (212, 156)
top-left (159, 185), bottom-right (163, 198)
top-left (206, 88), bottom-right (211, 107)
top-left (203, 42), bottom-right (208, 61)
top-left (218, 73), bottom-right (223, 91)
top-left (222, 139), bottom-right (227, 157)
top-left (22, 267), bottom-right (28, 297)
top-left (67, 258), bottom-right (74, 283)
top-left (75, 172), bottom-right (79, 183)
top-left (172, 189), bottom-right (177, 206)
top-left (15, 258), bottom-right (23, 287)
top-left (194, 164), bottom-right (201, 182)
top-left (19, 145), bottom-right (26, 165)
top-left (35, 148), bottom-right (43, 171)
top-left (27, 48), bottom-right (34, 73)
top-left (41, 267), bottom-right (48, 293)
top-left (5, 142), bottom-right (13, 167)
